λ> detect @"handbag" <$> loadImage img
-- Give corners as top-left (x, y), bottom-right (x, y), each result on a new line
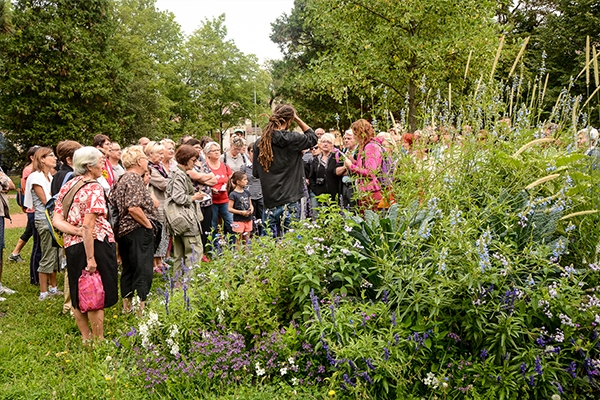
top-left (164, 197), bottom-right (202, 236)
top-left (78, 270), bottom-right (105, 313)
top-left (164, 172), bottom-right (203, 236)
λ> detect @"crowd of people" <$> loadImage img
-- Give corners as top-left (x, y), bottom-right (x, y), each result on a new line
top-left (3, 103), bottom-right (524, 341)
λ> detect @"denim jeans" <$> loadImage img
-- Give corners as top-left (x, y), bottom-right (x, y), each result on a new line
top-left (265, 201), bottom-right (301, 237)
top-left (211, 202), bottom-right (233, 235)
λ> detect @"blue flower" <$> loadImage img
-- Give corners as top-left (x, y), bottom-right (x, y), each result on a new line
top-left (480, 348), bottom-right (489, 360)
top-left (534, 356), bottom-right (543, 375)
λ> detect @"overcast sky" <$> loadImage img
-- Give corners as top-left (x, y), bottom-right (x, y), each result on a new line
top-left (155, 0), bottom-right (295, 64)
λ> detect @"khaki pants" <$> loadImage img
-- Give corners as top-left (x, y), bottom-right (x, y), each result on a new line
top-left (172, 235), bottom-right (203, 277)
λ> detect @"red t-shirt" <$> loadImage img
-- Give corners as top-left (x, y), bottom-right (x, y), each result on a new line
top-left (209, 162), bottom-right (231, 204)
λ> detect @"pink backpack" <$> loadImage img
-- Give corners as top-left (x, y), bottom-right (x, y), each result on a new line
top-left (78, 270), bottom-right (105, 313)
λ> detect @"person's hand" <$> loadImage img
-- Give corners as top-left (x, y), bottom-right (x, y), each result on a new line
top-left (85, 260), bottom-right (97, 273)
top-left (344, 157), bottom-right (353, 168)
top-left (193, 192), bottom-right (205, 201)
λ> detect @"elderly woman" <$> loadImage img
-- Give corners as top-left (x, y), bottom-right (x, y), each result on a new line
top-left (343, 119), bottom-right (386, 210)
top-left (144, 141), bottom-right (169, 271)
top-left (166, 145), bottom-right (206, 273)
top-left (204, 141), bottom-right (234, 239)
top-left (53, 147), bottom-right (118, 341)
top-left (109, 146), bottom-right (157, 315)
top-left (308, 133), bottom-right (342, 212)
top-left (160, 138), bottom-right (177, 174)
top-left (24, 147), bottom-right (60, 301)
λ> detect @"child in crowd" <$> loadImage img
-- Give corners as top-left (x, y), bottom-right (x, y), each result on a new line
top-left (227, 171), bottom-right (253, 249)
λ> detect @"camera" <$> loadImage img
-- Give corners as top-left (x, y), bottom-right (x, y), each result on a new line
top-left (316, 177), bottom-right (325, 186)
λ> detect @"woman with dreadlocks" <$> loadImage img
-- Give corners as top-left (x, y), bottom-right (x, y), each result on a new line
top-left (253, 104), bottom-right (317, 236)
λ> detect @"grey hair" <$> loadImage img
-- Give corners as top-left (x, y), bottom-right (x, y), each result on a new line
top-left (203, 141), bottom-right (220, 155)
top-left (72, 146), bottom-right (103, 176)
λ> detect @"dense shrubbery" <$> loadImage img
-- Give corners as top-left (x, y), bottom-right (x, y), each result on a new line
top-left (111, 126), bottom-right (600, 398)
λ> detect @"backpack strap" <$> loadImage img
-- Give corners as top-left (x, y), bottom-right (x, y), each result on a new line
top-left (60, 178), bottom-right (97, 217)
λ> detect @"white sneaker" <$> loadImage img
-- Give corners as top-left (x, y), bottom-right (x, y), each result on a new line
top-left (39, 292), bottom-right (50, 301)
top-left (49, 287), bottom-right (64, 296)
top-left (0, 284), bottom-right (16, 295)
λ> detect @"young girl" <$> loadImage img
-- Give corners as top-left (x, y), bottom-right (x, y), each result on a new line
top-left (227, 171), bottom-right (253, 248)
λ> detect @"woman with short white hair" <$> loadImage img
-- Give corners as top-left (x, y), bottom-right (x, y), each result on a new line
top-left (53, 146), bottom-right (118, 341)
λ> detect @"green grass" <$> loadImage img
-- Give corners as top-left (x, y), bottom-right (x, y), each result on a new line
top-left (0, 198), bottom-right (318, 399)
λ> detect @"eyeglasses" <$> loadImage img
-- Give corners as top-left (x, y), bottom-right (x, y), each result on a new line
top-left (310, 146), bottom-right (319, 151)
top-left (208, 149), bottom-right (220, 153)
top-left (43, 153), bottom-right (56, 158)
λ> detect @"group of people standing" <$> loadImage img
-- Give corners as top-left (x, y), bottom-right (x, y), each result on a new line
top-left (0, 103), bottom-right (393, 341)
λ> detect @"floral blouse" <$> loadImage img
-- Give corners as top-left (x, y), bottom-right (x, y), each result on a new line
top-left (55, 176), bottom-right (115, 248)
top-left (109, 172), bottom-right (156, 238)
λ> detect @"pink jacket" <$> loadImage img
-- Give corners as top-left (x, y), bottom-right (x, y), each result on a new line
top-left (348, 139), bottom-right (383, 194)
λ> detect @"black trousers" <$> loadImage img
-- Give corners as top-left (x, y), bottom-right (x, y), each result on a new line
top-left (117, 227), bottom-right (154, 301)
top-left (66, 238), bottom-right (119, 311)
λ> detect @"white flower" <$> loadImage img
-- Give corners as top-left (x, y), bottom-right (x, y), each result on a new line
top-left (288, 357), bottom-right (295, 365)
top-left (169, 324), bottom-right (179, 338)
top-left (220, 290), bottom-right (229, 301)
top-left (304, 244), bottom-right (314, 255)
top-left (291, 377), bottom-right (299, 386)
top-left (105, 356), bottom-right (112, 362)
top-left (551, 395), bottom-right (561, 400)
top-left (255, 362), bottom-right (265, 377)
top-left (280, 367), bottom-right (288, 376)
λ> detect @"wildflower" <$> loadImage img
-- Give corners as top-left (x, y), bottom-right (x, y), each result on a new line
top-left (423, 372), bottom-right (439, 388)
top-left (280, 367), bottom-right (288, 376)
top-left (292, 377), bottom-right (299, 386)
top-left (520, 362), bottom-right (527, 377)
top-left (288, 357), bottom-right (295, 365)
top-left (310, 289), bottom-right (322, 322)
top-left (567, 361), bottom-right (577, 378)
top-left (304, 244), bottom-right (315, 255)
top-left (340, 248), bottom-right (351, 256)
top-left (383, 347), bottom-right (390, 361)
top-left (555, 381), bottom-right (564, 394)
top-left (551, 395), bottom-right (561, 400)
top-left (480, 348), bottom-right (489, 360)
top-left (476, 229), bottom-right (492, 271)
top-left (343, 373), bottom-right (356, 387)
top-left (255, 362), bottom-right (265, 376)
top-left (328, 390), bottom-right (336, 397)
top-left (534, 356), bottom-right (543, 375)
top-left (344, 225), bottom-right (352, 233)
top-left (391, 311), bottom-right (397, 327)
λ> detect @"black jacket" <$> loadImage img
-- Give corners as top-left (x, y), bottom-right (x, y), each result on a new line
top-left (253, 128), bottom-right (318, 208)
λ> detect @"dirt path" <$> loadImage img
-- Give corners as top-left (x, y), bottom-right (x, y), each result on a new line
top-left (6, 212), bottom-right (27, 229)
top-left (5, 194), bottom-right (28, 229)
